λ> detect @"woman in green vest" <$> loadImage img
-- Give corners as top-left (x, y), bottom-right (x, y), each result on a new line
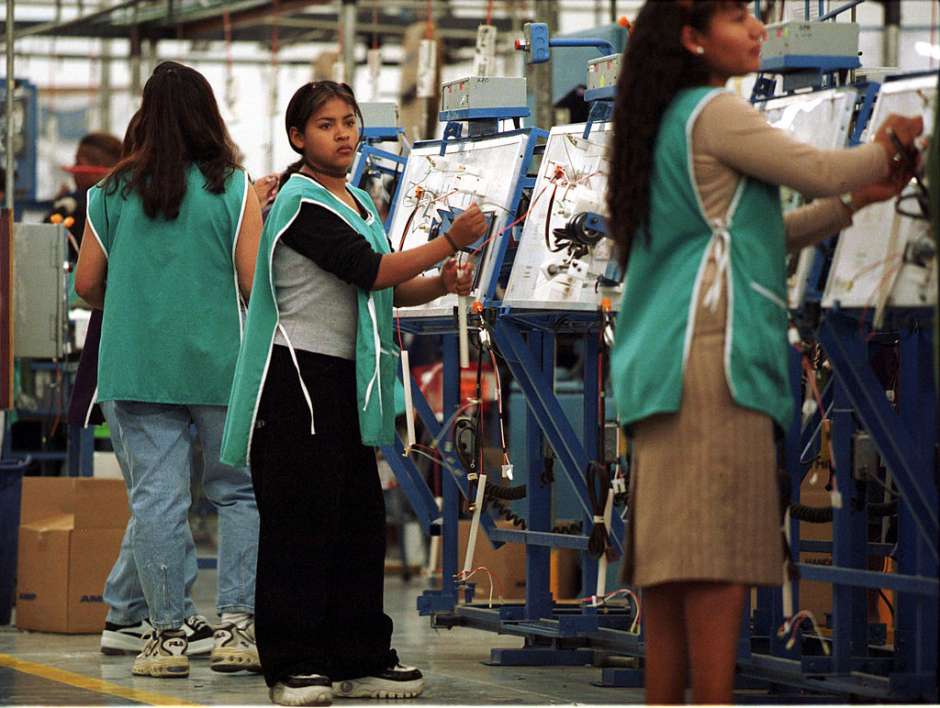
top-left (607, 2), bottom-right (922, 703)
top-left (74, 62), bottom-right (264, 679)
top-left (221, 81), bottom-right (486, 707)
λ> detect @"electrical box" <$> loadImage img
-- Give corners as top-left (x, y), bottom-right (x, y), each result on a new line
top-left (503, 122), bottom-right (620, 311)
top-left (759, 87), bottom-right (859, 308)
top-left (585, 53), bottom-right (621, 99)
top-left (760, 21), bottom-right (860, 72)
top-left (360, 102), bottom-right (400, 131)
top-left (521, 22), bottom-right (551, 65)
top-left (823, 75), bottom-right (937, 312)
top-left (14, 223), bottom-right (68, 359)
top-left (439, 76), bottom-right (528, 119)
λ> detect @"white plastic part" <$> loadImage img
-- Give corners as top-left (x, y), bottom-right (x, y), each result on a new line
top-left (457, 295), bottom-right (470, 368)
top-left (463, 473), bottom-right (488, 574)
top-left (788, 326), bottom-right (801, 347)
top-left (595, 491), bottom-right (615, 598)
top-left (417, 39), bottom-right (438, 98)
top-left (332, 60), bottom-right (346, 84)
top-left (501, 463), bottom-right (514, 480)
top-left (367, 48), bottom-right (382, 101)
top-left (401, 350), bottom-right (416, 452)
top-left (830, 489), bottom-right (843, 509)
top-left (472, 24), bottom-right (498, 77)
top-left (782, 507), bottom-right (794, 618)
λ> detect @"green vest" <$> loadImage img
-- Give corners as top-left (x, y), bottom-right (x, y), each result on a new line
top-left (87, 166), bottom-right (249, 405)
top-left (220, 173), bottom-right (397, 467)
top-left (611, 87), bottom-right (794, 431)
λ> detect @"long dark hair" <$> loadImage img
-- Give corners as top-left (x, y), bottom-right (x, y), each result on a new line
top-left (608, 1), bottom-right (735, 267)
top-left (279, 81), bottom-right (364, 188)
top-left (105, 61), bottom-right (240, 220)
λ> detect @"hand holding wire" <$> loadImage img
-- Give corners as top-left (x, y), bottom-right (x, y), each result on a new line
top-left (441, 258), bottom-right (474, 295)
top-left (873, 114), bottom-right (923, 168)
top-left (448, 203), bottom-right (488, 249)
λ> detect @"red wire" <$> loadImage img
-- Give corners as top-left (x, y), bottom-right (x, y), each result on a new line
top-left (485, 0), bottom-right (495, 25)
top-left (426, 0), bottom-right (434, 39)
top-left (470, 181), bottom-right (553, 257)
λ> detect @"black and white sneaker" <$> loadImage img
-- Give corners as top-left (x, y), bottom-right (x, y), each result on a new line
top-left (182, 615), bottom-right (214, 656)
top-left (100, 618), bottom-right (154, 655)
top-left (211, 617), bottom-right (261, 673)
top-left (101, 616), bottom-right (213, 656)
top-left (332, 651), bottom-right (424, 699)
top-left (132, 629), bottom-right (189, 678)
top-left (270, 674), bottom-right (333, 706)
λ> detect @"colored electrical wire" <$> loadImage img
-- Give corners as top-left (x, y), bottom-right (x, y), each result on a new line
top-left (456, 565), bottom-right (499, 608)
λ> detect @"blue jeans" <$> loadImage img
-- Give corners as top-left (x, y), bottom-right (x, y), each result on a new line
top-left (99, 400), bottom-right (199, 625)
top-left (106, 401), bottom-right (258, 630)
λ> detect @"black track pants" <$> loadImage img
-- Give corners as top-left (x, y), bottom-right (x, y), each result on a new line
top-left (250, 345), bottom-right (393, 686)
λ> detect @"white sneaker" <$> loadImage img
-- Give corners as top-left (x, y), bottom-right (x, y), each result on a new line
top-left (101, 616), bottom-right (213, 656)
top-left (270, 674), bottom-right (333, 706)
top-left (210, 617), bottom-right (261, 673)
top-left (132, 629), bottom-right (189, 678)
top-left (101, 618), bottom-right (153, 655)
top-left (182, 614), bottom-right (215, 655)
top-left (332, 655), bottom-right (424, 699)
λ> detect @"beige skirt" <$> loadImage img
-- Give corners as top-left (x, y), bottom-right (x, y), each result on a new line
top-left (621, 264), bottom-right (783, 589)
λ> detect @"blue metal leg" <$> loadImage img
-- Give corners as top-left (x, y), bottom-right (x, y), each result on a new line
top-left (819, 313), bottom-right (938, 560)
top-left (441, 335), bottom-right (461, 604)
top-left (382, 438), bottom-right (440, 533)
top-left (581, 335), bottom-right (599, 601)
top-left (830, 381), bottom-right (868, 674)
top-left (892, 328), bottom-right (938, 699)
top-left (525, 331), bottom-right (553, 621)
top-left (491, 317), bottom-right (624, 554)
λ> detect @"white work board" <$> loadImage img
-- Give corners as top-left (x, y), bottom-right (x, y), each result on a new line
top-left (387, 132), bottom-right (531, 318)
top-left (502, 122), bottom-right (621, 311)
top-left (759, 87), bottom-right (859, 309)
top-left (823, 76), bottom-right (937, 312)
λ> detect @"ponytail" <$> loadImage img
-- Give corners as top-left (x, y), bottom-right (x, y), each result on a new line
top-left (279, 158), bottom-right (304, 190)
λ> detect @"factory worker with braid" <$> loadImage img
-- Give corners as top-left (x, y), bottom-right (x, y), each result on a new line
top-left (221, 80), bottom-right (486, 707)
top-left (606, 1), bottom-right (922, 704)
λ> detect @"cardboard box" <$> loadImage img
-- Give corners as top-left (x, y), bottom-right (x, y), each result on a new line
top-left (439, 519), bottom-right (580, 601)
top-left (798, 474), bottom-right (833, 627)
top-left (16, 478), bottom-right (129, 633)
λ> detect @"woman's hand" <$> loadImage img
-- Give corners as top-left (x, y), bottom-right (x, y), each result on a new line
top-left (850, 169), bottom-right (913, 211)
top-left (441, 258), bottom-right (474, 295)
top-left (873, 114), bottom-right (924, 166)
top-left (252, 174), bottom-right (279, 207)
top-left (447, 204), bottom-right (488, 250)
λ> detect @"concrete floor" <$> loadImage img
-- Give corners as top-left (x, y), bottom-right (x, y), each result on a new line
top-left (0, 569), bottom-right (645, 706)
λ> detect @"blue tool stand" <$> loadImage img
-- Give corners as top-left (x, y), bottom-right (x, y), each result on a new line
top-left (350, 128), bottom-right (408, 232)
top-left (736, 64), bottom-right (938, 700)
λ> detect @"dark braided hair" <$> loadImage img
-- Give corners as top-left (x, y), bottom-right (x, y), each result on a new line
top-left (279, 81), bottom-right (364, 188)
top-left (608, 1), bottom-right (741, 268)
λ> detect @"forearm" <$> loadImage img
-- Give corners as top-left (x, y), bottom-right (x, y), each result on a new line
top-left (785, 197), bottom-right (853, 252)
top-left (703, 94), bottom-right (890, 198)
top-left (373, 237), bottom-right (455, 290)
top-left (394, 275), bottom-right (447, 307)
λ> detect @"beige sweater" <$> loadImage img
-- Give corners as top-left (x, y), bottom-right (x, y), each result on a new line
top-left (692, 92), bottom-right (889, 251)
